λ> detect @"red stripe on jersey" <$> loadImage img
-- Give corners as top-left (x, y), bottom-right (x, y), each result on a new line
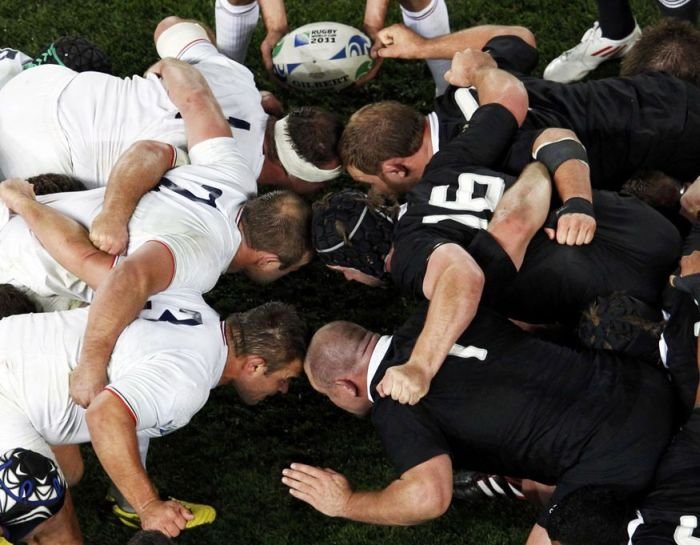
top-left (177, 39), bottom-right (210, 59)
top-left (104, 387), bottom-right (138, 425)
top-left (168, 144), bottom-right (176, 168)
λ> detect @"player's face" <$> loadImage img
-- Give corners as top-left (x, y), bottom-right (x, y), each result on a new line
top-left (245, 250), bottom-right (314, 284)
top-left (347, 165), bottom-right (394, 195)
top-left (327, 265), bottom-right (383, 287)
top-left (236, 359), bottom-right (303, 405)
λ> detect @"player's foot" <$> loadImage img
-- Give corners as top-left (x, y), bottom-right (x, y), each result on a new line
top-left (452, 471), bottom-right (525, 501)
top-left (544, 21), bottom-right (641, 83)
top-left (106, 494), bottom-right (217, 529)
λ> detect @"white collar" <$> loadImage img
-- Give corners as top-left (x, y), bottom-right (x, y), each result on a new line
top-left (427, 112), bottom-right (439, 156)
top-left (366, 335), bottom-right (393, 402)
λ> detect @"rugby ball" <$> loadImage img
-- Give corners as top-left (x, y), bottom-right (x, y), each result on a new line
top-left (272, 22), bottom-right (373, 91)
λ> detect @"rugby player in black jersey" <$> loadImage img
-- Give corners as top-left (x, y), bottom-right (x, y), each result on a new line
top-left (314, 116), bottom-right (681, 404)
top-left (342, 22), bottom-right (700, 218)
top-left (281, 301), bottom-right (680, 545)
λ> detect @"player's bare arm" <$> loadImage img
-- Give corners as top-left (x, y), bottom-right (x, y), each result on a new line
top-left (86, 391), bottom-right (193, 537)
top-left (90, 140), bottom-right (177, 255)
top-left (377, 244), bottom-right (484, 404)
top-left (71, 241), bottom-right (174, 408)
top-left (0, 178), bottom-right (113, 289)
top-left (259, 0), bottom-right (289, 72)
top-left (533, 128), bottom-right (595, 246)
top-left (445, 48), bottom-right (528, 126)
top-left (282, 454), bottom-right (452, 525)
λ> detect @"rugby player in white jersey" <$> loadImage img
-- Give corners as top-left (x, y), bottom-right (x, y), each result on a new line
top-left (0, 56), bottom-right (312, 405)
top-left (0, 16), bottom-right (341, 254)
top-left (0, 289), bottom-right (307, 543)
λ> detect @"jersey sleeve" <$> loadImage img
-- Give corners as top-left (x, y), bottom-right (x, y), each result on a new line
top-left (105, 350), bottom-right (210, 435)
top-left (392, 228), bottom-right (454, 298)
top-left (188, 136), bottom-right (258, 196)
top-left (372, 397), bottom-right (451, 476)
top-left (483, 35), bottom-right (539, 76)
top-left (427, 103), bottom-right (519, 172)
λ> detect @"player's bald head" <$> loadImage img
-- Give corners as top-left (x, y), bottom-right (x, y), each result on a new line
top-left (305, 321), bottom-right (371, 389)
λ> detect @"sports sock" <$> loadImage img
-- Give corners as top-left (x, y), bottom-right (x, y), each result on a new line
top-left (400, 0), bottom-right (451, 95)
top-left (215, 0), bottom-right (260, 63)
top-left (595, 0), bottom-right (636, 39)
top-left (656, 0), bottom-right (699, 23)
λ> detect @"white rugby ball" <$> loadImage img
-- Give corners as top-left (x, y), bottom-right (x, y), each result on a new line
top-left (272, 22), bottom-right (373, 91)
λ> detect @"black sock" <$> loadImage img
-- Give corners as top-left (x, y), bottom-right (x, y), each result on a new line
top-left (596, 0), bottom-right (636, 39)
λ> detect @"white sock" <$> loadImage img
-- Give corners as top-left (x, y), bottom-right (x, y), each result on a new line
top-left (401, 0), bottom-right (451, 95)
top-left (215, 0), bottom-right (260, 63)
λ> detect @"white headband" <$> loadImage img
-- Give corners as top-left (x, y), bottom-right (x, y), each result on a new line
top-left (273, 116), bottom-right (342, 183)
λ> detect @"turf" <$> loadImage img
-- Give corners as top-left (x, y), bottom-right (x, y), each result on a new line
top-left (1, 1), bottom-right (663, 543)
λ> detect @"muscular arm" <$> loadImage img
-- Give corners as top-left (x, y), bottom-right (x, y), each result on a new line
top-left (0, 179), bottom-right (113, 289)
top-left (376, 23), bottom-right (535, 60)
top-left (86, 391), bottom-right (192, 537)
top-left (90, 141), bottom-right (176, 255)
top-left (92, 58), bottom-right (232, 255)
top-left (283, 454), bottom-right (453, 525)
top-left (378, 244), bottom-right (484, 404)
top-left (259, 0), bottom-right (289, 71)
top-left (533, 128), bottom-right (595, 246)
top-left (72, 241), bottom-right (174, 407)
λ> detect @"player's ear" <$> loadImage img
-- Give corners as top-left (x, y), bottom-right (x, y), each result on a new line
top-left (335, 379), bottom-right (359, 397)
top-left (255, 252), bottom-right (282, 270)
top-left (244, 356), bottom-right (267, 375)
top-left (380, 158), bottom-right (408, 181)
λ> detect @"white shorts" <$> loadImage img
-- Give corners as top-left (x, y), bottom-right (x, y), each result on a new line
top-left (0, 65), bottom-right (76, 179)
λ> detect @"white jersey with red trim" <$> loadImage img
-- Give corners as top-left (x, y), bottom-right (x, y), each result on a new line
top-left (0, 39), bottom-right (266, 187)
top-left (0, 288), bottom-right (227, 451)
top-left (0, 137), bottom-right (252, 304)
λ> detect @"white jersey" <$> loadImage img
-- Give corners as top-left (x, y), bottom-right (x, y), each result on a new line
top-left (0, 137), bottom-right (254, 304)
top-left (0, 41), bottom-right (266, 187)
top-left (0, 289), bottom-right (227, 457)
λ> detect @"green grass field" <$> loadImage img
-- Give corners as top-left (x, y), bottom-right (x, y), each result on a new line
top-left (0, 1), bottom-right (666, 543)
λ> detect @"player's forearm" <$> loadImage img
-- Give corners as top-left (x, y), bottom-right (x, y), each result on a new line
top-left (413, 25), bottom-right (536, 60)
top-left (532, 129), bottom-right (592, 203)
top-left (79, 263), bottom-right (155, 373)
top-left (87, 394), bottom-right (160, 513)
top-left (342, 477), bottom-right (447, 525)
top-left (259, 0), bottom-right (288, 33)
top-left (102, 141), bottom-right (174, 224)
top-left (412, 264), bottom-right (484, 378)
top-left (364, 0), bottom-right (390, 34)
top-left (551, 160), bottom-right (592, 203)
top-left (13, 198), bottom-right (111, 290)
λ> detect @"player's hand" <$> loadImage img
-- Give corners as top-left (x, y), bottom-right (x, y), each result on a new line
top-left (374, 23), bottom-right (424, 60)
top-left (69, 364), bottom-right (108, 408)
top-left (354, 25), bottom-right (384, 87)
top-left (282, 463), bottom-right (352, 517)
top-left (376, 361), bottom-right (431, 405)
top-left (444, 48), bottom-right (497, 88)
top-left (139, 499), bottom-right (194, 538)
top-left (261, 28), bottom-right (287, 73)
top-left (681, 176), bottom-right (700, 222)
top-left (545, 213), bottom-right (596, 245)
top-left (0, 178), bottom-right (36, 212)
top-left (90, 211), bottom-right (129, 255)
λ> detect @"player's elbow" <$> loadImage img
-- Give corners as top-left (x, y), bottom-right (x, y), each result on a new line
top-left (405, 478), bottom-right (452, 523)
top-left (508, 26), bottom-right (536, 48)
top-left (154, 16), bottom-right (185, 44)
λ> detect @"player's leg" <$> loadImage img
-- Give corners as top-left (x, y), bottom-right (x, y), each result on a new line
top-left (656, 0), bottom-right (699, 22)
top-left (544, 0), bottom-right (640, 83)
top-left (399, 0), bottom-right (451, 95)
top-left (487, 162), bottom-right (552, 271)
top-left (215, 0), bottom-right (260, 63)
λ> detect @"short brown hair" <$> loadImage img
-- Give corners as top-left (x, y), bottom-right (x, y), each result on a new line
top-left (340, 101), bottom-right (425, 174)
top-left (286, 107), bottom-right (343, 167)
top-left (226, 302), bottom-right (307, 373)
top-left (27, 173), bottom-right (86, 195)
top-left (621, 18), bottom-right (700, 87)
top-left (240, 190), bottom-right (312, 270)
top-left (0, 284), bottom-right (38, 319)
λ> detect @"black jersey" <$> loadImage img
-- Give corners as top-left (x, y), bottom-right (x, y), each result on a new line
top-left (432, 36), bottom-right (700, 189)
top-left (630, 409), bottom-right (700, 544)
top-left (392, 140), bottom-right (681, 323)
top-left (370, 304), bottom-right (675, 529)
